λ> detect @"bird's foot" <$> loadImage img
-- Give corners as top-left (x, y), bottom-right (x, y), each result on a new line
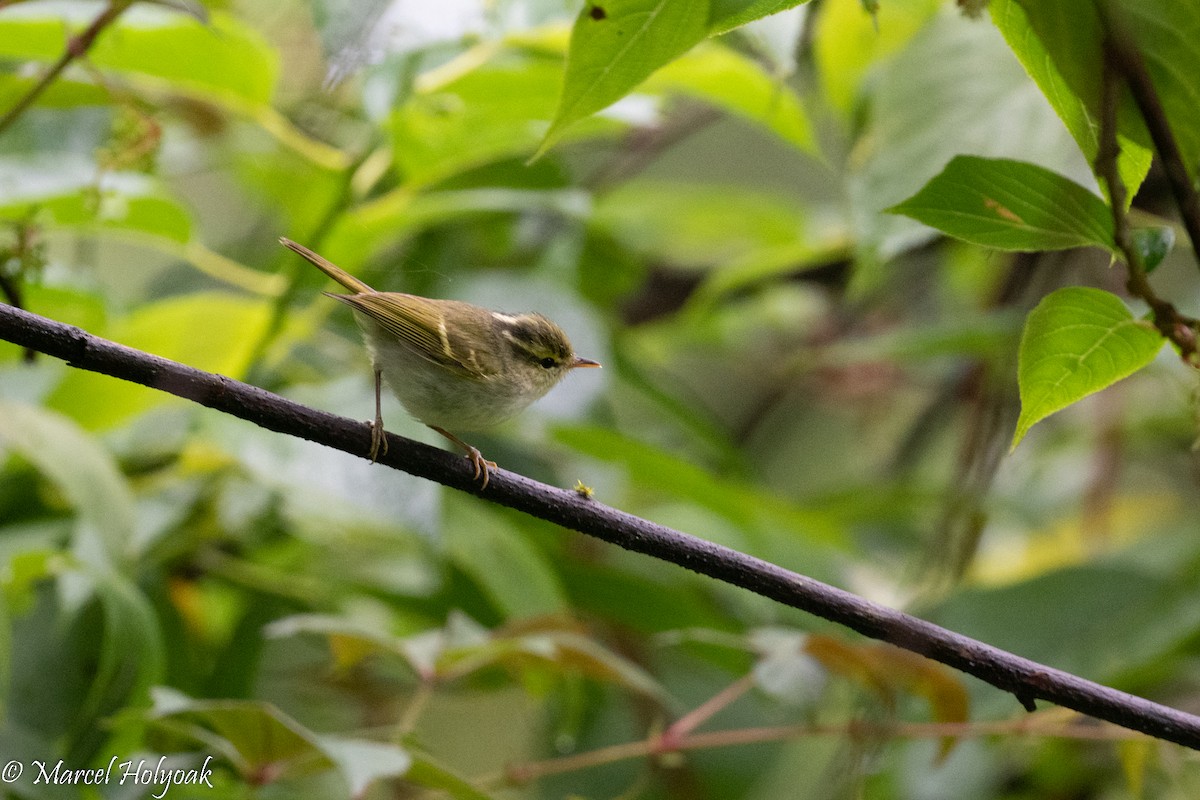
top-left (431, 426), bottom-right (496, 489)
top-left (367, 419), bottom-right (388, 462)
top-left (465, 446), bottom-right (498, 489)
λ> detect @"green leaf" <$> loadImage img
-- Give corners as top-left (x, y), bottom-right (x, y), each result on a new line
top-left (406, 754), bottom-right (498, 800)
top-left (0, 159), bottom-right (193, 242)
top-left (819, 310), bottom-right (1022, 364)
top-left (934, 565), bottom-right (1200, 686)
top-left (1119, 738), bottom-right (1151, 798)
top-left (685, 237), bottom-right (852, 311)
top-left (814, 0), bottom-right (941, 116)
top-left (1121, 0), bottom-right (1200, 183)
top-left (391, 53), bottom-right (617, 187)
top-left (889, 156), bottom-right (1115, 252)
top-left (560, 559), bottom-right (732, 633)
top-left (592, 181), bottom-right (810, 269)
top-left (432, 619), bottom-right (670, 702)
top-left (0, 5), bottom-right (338, 168)
top-left (265, 614), bottom-right (404, 672)
top-left (644, 42), bottom-right (815, 153)
top-left (0, 74), bottom-right (109, 110)
top-left (443, 500), bottom-right (567, 619)
top-left (846, 10), bottom-right (1098, 264)
top-left (707, 0), bottom-right (812, 36)
top-left (149, 688), bottom-right (409, 792)
top-left (47, 293), bottom-right (272, 429)
top-left (0, 403), bottom-right (135, 565)
top-left (991, 0), bottom-right (1154, 199)
top-left (1, 557), bottom-right (167, 762)
top-left (268, 613), bottom-right (482, 679)
top-left (502, 626), bottom-right (669, 703)
top-left (1012, 287), bottom-right (1163, 447)
top-left (1131, 225), bottom-right (1174, 273)
top-left (79, 570), bottom-right (167, 732)
top-left (149, 688), bottom-right (317, 774)
top-left (0, 4), bottom-right (277, 106)
top-left (326, 188), bottom-right (591, 273)
top-left (270, 612), bottom-right (669, 702)
top-left (554, 425), bottom-right (846, 546)
top-left (538, 0), bottom-right (708, 155)
top-left (539, 0), bottom-right (813, 155)
top-left (21, 285), bottom-right (108, 335)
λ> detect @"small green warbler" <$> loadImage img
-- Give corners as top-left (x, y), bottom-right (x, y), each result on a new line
top-left (281, 238), bottom-right (600, 488)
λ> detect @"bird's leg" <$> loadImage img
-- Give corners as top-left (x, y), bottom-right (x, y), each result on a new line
top-left (368, 368), bottom-right (388, 462)
top-left (431, 426), bottom-right (496, 489)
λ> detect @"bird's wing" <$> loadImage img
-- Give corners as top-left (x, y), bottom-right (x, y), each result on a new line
top-left (329, 292), bottom-right (498, 380)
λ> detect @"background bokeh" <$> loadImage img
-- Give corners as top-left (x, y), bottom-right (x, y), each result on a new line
top-left (2, 0), bottom-right (1200, 797)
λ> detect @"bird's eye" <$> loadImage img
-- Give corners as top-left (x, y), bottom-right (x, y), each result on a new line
top-left (539, 357), bottom-right (557, 369)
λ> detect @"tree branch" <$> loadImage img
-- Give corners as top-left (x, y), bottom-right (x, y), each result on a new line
top-left (0, 0), bottom-right (133, 136)
top-left (3, 301), bottom-right (1200, 749)
top-left (1095, 43), bottom-right (1199, 362)
top-left (502, 713), bottom-right (1146, 785)
top-left (1096, 0), bottom-right (1200, 273)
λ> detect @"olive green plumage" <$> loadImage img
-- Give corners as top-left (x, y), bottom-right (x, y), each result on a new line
top-left (281, 238), bottom-right (599, 487)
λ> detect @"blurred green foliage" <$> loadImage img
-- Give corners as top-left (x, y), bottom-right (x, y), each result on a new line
top-left (1, 0), bottom-right (1200, 797)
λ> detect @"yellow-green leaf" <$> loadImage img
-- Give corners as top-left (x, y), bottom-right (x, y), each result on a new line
top-left (538, 0), bottom-right (709, 155)
top-left (0, 402), bottom-right (134, 562)
top-left (992, 0), bottom-right (1154, 200)
top-left (48, 293), bottom-right (272, 429)
top-left (1013, 287), bottom-right (1163, 447)
top-left (889, 156), bottom-right (1115, 252)
top-left (645, 42), bottom-right (815, 154)
top-left (0, 4), bottom-right (276, 106)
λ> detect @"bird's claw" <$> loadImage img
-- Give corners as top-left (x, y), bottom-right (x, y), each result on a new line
top-left (367, 420), bottom-right (388, 462)
top-left (466, 447), bottom-right (497, 489)
top-left (429, 426), bottom-right (495, 489)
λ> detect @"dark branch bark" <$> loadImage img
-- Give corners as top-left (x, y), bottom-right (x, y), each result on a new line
top-left (3, 301), bottom-right (1200, 748)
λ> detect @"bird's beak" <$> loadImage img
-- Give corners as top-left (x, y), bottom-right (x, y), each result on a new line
top-left (572, 357), bottom-right (602, 369)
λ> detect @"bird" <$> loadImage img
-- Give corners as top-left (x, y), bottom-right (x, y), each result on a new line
top-left (280, 238), bottom-right (600, 488)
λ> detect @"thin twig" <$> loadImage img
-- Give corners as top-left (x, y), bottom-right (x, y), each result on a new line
top-left (2, 303), bottom-right (1200, 748)
top-left (656, 675), bottom-right (755, 750)
top-left (584, 104), bottom-right (722, 193)
top-left (1096, 41), bottom-right (1199, 362)
top-left (1095, 0), bottom-right (1200, 273)
top-left (503, 713), bottom-right (1148, 784)
top-left (0, 0), bottom-right (134, 135)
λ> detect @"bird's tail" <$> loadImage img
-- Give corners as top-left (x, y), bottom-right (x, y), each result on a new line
top-left (279, 237), bottom-right (374, 294)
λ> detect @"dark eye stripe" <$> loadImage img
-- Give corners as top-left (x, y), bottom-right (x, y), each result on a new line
top-left (505, 321), bottom-right (542, 347)
top-left (497, 313), bottom-right (574, 364)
